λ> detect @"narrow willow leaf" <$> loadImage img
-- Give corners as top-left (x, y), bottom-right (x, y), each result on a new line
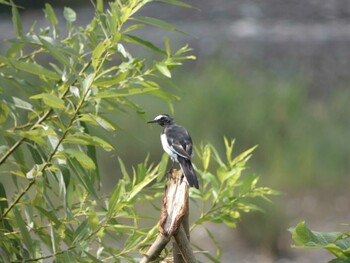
top-left (127, 167), bottom-right (159, 202)
top-left (164, 37), bottom-right (171, 56)
top-left (67, 157), bottom-right (98, 199)
top-left (11, 97), bottom-right (33, 111)
top-left (231, 145), bottom-right (258, 167)
top-left (11, 4), bottom-right (22, 37)
top-left (107, 179), bottom-right (126, 218)
top-left (117, 158), bottom-right (129, 180)
top-left (64, 148), bottom-right (96, 170)
top-left (30, 93), bottom-right (65, 109)
top-left (91, 40), bottom-right (111, 69)
top-left (44, 3), bottom-right (58, 26)
top-left (146, 88), bottom-right (180, 105)
top-left (95, 87), bottom-right (158, 98)
top-left (4, 136), bottom-right (28, 172)
top-left (155, 62), bottom-right (171, 78)
top-left (0, 103), bottom-right (10, 124)
top-left (95, 71), bottom-right (129, 87)
top-left (0, 182), bottom-right (12, 232)
top-left (79, 114), bottom-right (116, 131)
top-left (157, 0), bottom-right (193, 8)
top-left (202, 144), bottom-right (211, 171)
top-left (122, 34), bottom-right (165, 55)
top-left (63, 7), bottom-right (76, 23)
top-left (122, 23), bottom-right (145, 33)
top-left (224, 137), bottom-right (235, 166)
top-left (133, 16), bottom-right (190, 36)
top-left (39, 37), bottom-right (71, 68)
top-left (9, 59), bottom-right (60, 80)
top-left (73, 219), bottom-right (89, 242)
top-left (0, 0), bottom-right (12, 6)
top-left (84, 251), bottom-right (105, 263)
top-left (63, 133), bottom-right (114, 151)
top-left (82, 73), bottom-right (95, 93)
top-left (240, 174), bottom-right (258, 195)
top-left (96, 0), bottom-right (103, 12)
top-left (18, 129), bottom-right (53, 146)
top-left (13, 207), bottom-right (34, 256)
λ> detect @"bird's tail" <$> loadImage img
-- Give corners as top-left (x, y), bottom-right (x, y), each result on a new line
top-left (178, 157), bottom-right (199, 189)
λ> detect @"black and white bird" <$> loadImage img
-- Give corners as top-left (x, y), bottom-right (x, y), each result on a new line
top-left (148, 114), bottom-right (199, 189)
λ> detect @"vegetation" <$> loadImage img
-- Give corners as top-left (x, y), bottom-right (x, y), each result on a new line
top-left (290, 222), bottom-right (350, 263)
top-left (0, 0), bottom-right (277, 262)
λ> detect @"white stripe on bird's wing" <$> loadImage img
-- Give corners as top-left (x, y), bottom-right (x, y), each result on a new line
top-left (170, 143), bottom-right (191, 159)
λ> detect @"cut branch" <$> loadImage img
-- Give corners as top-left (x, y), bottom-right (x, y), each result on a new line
top-left (141, 169), bottom-right (196, 263)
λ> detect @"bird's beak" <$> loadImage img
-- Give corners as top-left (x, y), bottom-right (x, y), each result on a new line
top-left (147, 120), bottom-right (157, 124)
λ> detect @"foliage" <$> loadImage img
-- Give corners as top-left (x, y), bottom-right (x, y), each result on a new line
top-left (0, 0), bottom-right (276, 262)
top-left (289, 222), bottom-right (350, 263)
top-left (191, 138), bottom-right (279, 262)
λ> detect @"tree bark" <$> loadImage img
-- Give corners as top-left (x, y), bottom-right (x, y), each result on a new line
top-left (140, 169), bottom-right (196, 263)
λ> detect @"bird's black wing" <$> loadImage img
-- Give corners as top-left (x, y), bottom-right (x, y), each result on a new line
top-left (165, 124), bottom-right (193, 159)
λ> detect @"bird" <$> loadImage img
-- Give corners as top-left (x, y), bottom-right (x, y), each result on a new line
top-left (148, 114), bottom-right (199, 189)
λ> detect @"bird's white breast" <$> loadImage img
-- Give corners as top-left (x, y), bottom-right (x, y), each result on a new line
top-left (160, 133), bottom-right (178, 162)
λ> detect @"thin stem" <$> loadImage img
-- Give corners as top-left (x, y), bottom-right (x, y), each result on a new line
top-left (12, 246), bottom-right (76, 263)
top-left (0, 62), bottom-right (95, 220)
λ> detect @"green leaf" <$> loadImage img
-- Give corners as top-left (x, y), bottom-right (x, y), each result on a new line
top-left (82, 73), bottom-right (95, 93)
top-left (44, 3), bottom-right (58, 26)
top-left (202, 144), bottom-right (211, 171)
top-left (4, 136), bottom-right (28, 172)
top-left (155, 62), bottom-right (171, 78)
top-left (240, 174), bottom-right (258, 195)
top-left (67, 157), bottom-right (98, 199)
top-left (91, 40), bottom-right (111, 69)
top-left (127, 164), bottom-right (159, 202)
top-left (79, 114), bottom-right (116, 131)
top-left (290, 221), bottom-right (350, 258)
top-left (329, 259), bottom-right (350, 263)
top-left (13, 207), bottom-right (35, 257)
top-left (133, 16), bottom-right (190, 36)
top-left (122, 34), bottom-right (165, 55)
top-left (0, 103), bottom-right (10, 125)
top-left (107, 179), bottom-right (126, 218)
top-left (95, 86), bottom-right (158, 98)
top-left (12, 4), bottom-right (22, 37)
top-left (73, 218), bottom-right (89, 242)
top-left (64, 149), bottom-right (96, 170)
top-left (0, 182), bottom-right (12, 232)
top-left (38, 36), bottom-right (71, 68)
top-left (164, 37), bottom-right (171, 56)
top-left (95, 71), bottom-right (129, 87)
top-left (30, 93), bottom-right (65, 109)
top-left (18, 128), bottom-right (54, 146)
top-left (63, 133), bottom-right (114, 151)
top-left (231, 145), bottom-right (258, 167)
top-left (118, 157), bottom-right (130, 180)
top-left (10, 97), bottom-right (34, 111)
top-left (96, 0), bottom-right (103, 12)
top-left (8, 58), bottom-right (61, 80)
top-left (157, 0), bottom-right (193, 8)
top-left (63, 7), bottom-right (76, 23)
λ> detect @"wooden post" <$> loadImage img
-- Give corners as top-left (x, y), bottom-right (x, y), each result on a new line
top-left (140, 169), bottom-right (196, 263)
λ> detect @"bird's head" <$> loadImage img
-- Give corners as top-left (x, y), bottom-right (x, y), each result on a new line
top-left (147, 114), bottom-right (174, 127)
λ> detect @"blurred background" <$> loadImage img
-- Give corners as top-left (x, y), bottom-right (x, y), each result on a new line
top-left (1, 0), bottom-right (350, 262)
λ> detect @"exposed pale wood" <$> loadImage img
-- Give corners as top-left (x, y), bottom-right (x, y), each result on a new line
top-left (140, 169), bottom-right (196, 263)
